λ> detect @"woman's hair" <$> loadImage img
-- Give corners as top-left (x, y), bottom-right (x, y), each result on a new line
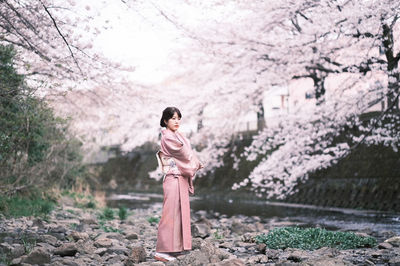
top-left (160, 107), bottom-right (182, 127)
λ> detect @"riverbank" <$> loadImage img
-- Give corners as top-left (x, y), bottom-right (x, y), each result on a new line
top-left (0, 197), bottom-right (399, 265)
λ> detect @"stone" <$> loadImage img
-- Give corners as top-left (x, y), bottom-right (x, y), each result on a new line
top-left (265, 248), bottom-right (280, 259)
top-left (389, 255), bottom-right (400, 265)
top-left (38, 234), bottom-right (58, 246)
top-left (257, 243), bottom-right (266, 253)
top-left (94, 248), bottom-right (107, 256)
top-left (287, 249), bottom-right (309, 262)
top-left (94, 238), bottom-right (113, 248)
top-left (192, 237), bottom-right (203, 250)
top-left (10, 257), bottom-right (22, 266)
top-left (191, 223), bottom-right (211, 238)
top-left (210, 258), bottom-right (245, 266)
top-left (125, 232), bottom-right (139, 240)
top-left (80, 213), bottom-right (97, 225)
top-left (106, 246), bottom-right (129, 255)
top-left (69, 231), bottom-right (89, 241)
top-left (51, 257), bottom-right (80, 266)
top-left (314, 247), bottom-right (339, 257)
top-left (54, 243), bottom-right (78, 257)
top-left (305, 257), bottom-right (349, 266)
top-left (246, 255), bottom-right (269, 264)
top-left (378, 242), bottom-right (393, 249)
top-left (385, 236), bottom-right (400, 247)
top-left (127, 246), bottom-right (146, 264)
top-left (10, 244), bottom-right (25, 258)
top-left (21, 247), bottom-right (51, 265)
top-left (231, 219), bottom-right (255, 234)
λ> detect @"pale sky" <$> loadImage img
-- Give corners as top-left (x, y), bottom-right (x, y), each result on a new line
top-left (92, 1), bottom-right (187, 85)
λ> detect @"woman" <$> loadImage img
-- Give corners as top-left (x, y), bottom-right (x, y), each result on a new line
top-left (154, 107), bottom-right (203, 262)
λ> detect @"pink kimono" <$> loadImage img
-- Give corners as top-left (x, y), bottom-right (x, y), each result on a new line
top-left (156, 128), bottom-right (201, 252)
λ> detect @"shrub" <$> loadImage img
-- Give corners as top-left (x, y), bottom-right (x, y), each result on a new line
top-left (147, 216), bottom-right (160, 224)
top-left (255, 227), bottom-right (376, 250)
top-left (0, 193), bottom-right (55, 218)
top-left (118, 206), bottom-right (128, 220)
top-left (101, 208), bottom-right (114, 220)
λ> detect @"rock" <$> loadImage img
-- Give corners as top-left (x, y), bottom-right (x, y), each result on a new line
top-left (106, 246), bottom-right (129, 255)
top-left (21, 247), bottom-right (51, 265)
top-left (10, 244), bottom-right (25, 258)
top-left (80, 213), bottom-right (97, 225)
top-left (38, 234), bottom-right (58, 246)
top-left (94, 248), bottom-right (108, 256)
top-left (379, 242), bottom-right (393, 249)
top-left (51, 257), bottom-right (80, 266)
top-left (54, 243), bottom-right (78, 256)
top-left (256, 243), bottom-right (266, 253)
top-left (265, 248), bottom-right (280, 259)
top-left (192, 237), bottom-right (204, 250)
top-left (126, 246), bottom-right (146, 264)
top-left (191, 223), bottom-right (211, 238)
top-left (125, 232), bottom-right (139, 240)
top-left (389, 255), bottom-right (400, 265)
top-left (49, 225), bottom-right (67, 234)
top-left (94, 238), bottom-right (113, 248)
top-left (210, 258), bottom-right (245, 266)
top-left (287, 249), bottom-right (309, 262)
top-left (10, 257), bottom-right (22, 266)
top-left (231, 219), bottom-right (255, 234)
top-left (69, 231), bottom-right (89, 241)
top-left (385, 236), bottom-right (400, 247)
top-left (174, 250), bottom-right (210, 265)
top-left (314, 247), bottom-right (339, 257)
top-left (305, 257), bottom-right (349, 266)
top-left (246, 254), bottom-right (269, 264)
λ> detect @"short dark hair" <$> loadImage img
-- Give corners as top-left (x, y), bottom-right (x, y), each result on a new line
top-left (160, 107), bottom-right (182, 127)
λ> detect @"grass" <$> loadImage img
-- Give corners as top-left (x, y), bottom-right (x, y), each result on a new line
top-left (118, 207), bottom-right (128, 221)
top-left (147, 216), bottom-right (160, 224)
top-left (61, 190), bottom-right (97, 209)
top-left (0, 194), bottom-right (55, 218)
top-left (255, 227), bottom-right (377, 250)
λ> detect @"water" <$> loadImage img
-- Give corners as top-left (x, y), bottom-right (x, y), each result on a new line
top-left (106, 191), bottom-right (400, 236)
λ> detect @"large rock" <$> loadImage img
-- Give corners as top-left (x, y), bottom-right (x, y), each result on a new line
top-left (385, 236), bottom-right (400, 247)
top-left (69, 231), bottom-right (89, 241)
top-left (210, 258), bottom-right (245, 266)
top-left (124, 246), bottom-right (146, 264)
top-left (231, 219), bottom-right (255, 234)
top-left (192, 223), bottom-right (211, 239)
top-left (94, 238), bottom-right (113, 248)
top-left (38, 234), bottom-right (58, 246)
top-left (21, 247), bottom-right (51, 265)
top-left (54, 243), bottom-right (78, 257)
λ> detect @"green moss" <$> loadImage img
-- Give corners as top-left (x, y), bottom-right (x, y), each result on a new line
top-left (255, 227), bottom-right (377, 250)
top-left (118, 206), bottom-right (128, 221)
top-left (0, 194), bottom-right (55, 218)
top-left (147, 216), bottom-right (160, 224)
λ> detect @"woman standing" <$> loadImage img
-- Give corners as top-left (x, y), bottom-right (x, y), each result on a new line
top-left (154, 107), bottom-right (203, 262)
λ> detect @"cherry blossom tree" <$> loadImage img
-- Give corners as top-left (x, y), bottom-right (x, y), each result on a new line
top-left (126, 0), bottom-right (400, 198)
top-left (0, 0), bottom-right (129, 94)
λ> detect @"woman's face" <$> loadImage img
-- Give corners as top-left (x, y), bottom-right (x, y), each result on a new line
top-left (165, 112), bottom-right (180, 132)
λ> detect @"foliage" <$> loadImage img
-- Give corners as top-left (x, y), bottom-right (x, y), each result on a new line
top-left (21, 236), bottom-right (37, 254)
top-left (255, 227), bottom-right (377, 250)
top-left (0, 44), bottom-right (88, 195)
top-left (100, 208), bottom-right (114, 220)
top-left (62, 190), bottom-right (97, 209)
top-left (118, 206), bottom-right (128, 221)
top-left (98, 219), bottom-right (123, 233)
top-left (0, 193), bottom-right (55, 218)
top-left (147, 216), bottom-right (160, 224)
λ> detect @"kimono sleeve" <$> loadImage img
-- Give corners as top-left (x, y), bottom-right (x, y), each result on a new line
top-left (162, 135), bottom-right (192, 161)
